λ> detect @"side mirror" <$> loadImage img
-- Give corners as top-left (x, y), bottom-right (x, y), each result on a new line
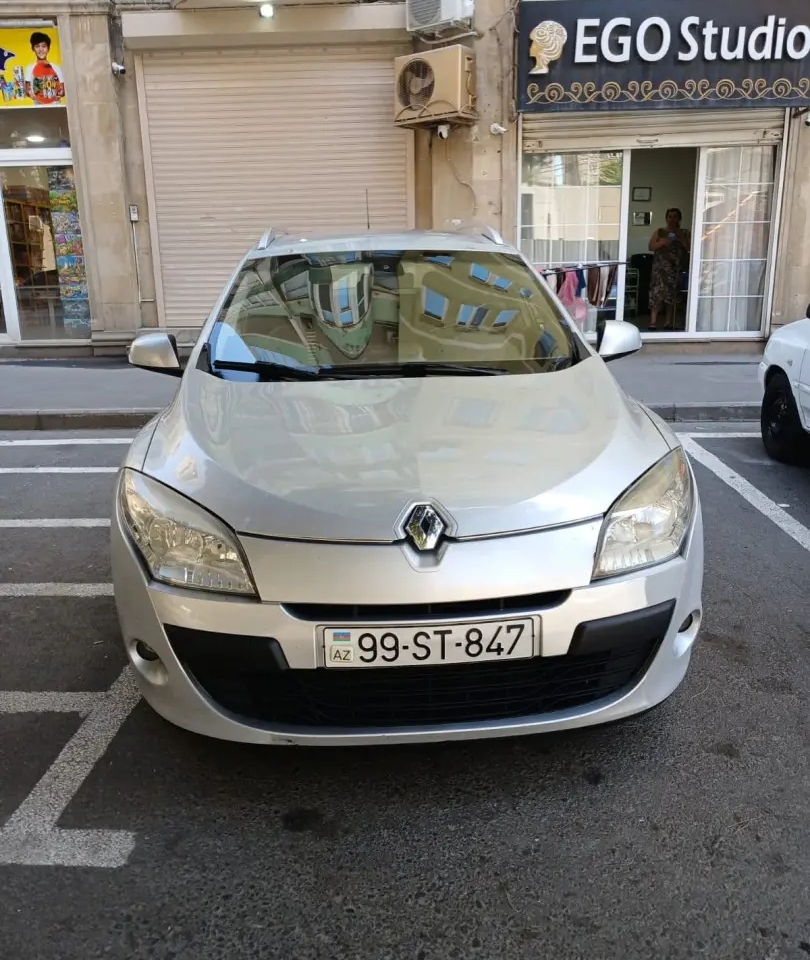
top-left (805, 303), bottom-right (810, 320)
top-left (128, 332), bottom-right (183, 377)
top-left (598, 320), bottom-right (642, 362)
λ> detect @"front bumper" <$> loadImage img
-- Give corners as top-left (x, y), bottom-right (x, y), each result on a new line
top-left (111, 499), bottom-right (704, 746)
top-left (758, 360), bottom-right (768, 393)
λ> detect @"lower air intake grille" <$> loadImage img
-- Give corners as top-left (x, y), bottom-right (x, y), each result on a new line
top-left (165, 601), bottom-right (674, 729)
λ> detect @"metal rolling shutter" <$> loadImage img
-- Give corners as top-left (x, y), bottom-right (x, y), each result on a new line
top-left (521, 108), bottom-right (788, 153)
top-left (140, 47), bottom-right (411, 328)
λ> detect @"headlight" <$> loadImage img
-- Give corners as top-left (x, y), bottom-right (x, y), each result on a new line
top-left (119, 468), bottom-right (257, 596)
top-left (593, 447), bottom-right (694, 580)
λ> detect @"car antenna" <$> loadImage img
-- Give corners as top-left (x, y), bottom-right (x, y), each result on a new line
top-left (365, 189), bottom-right (370, 230)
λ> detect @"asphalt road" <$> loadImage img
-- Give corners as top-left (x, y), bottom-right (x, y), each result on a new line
top-left (1, 424), bottom-right (809, 960)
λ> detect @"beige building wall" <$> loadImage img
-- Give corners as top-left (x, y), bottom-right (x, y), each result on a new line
top-left (60, 11), bottom-right (141, 350)
top-left (419, 0), bottom-right (517, 242)
top-left (9, 0), bottom-right (807, 348)
top-left (4, 1), bottom-right (142, 351)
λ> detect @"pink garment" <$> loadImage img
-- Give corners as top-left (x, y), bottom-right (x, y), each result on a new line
top-left (557, 270), bottom-right (588, 326)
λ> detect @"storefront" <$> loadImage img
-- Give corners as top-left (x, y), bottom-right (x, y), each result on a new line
top-left (0, 20), bottom-right (90, 344)
top-left (516, 0), bottom-right (810, 342)
top-left (122, 6), bottom-right (415, 339)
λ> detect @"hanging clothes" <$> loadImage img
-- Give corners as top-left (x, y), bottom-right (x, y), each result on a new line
top-left (557, 269), bottom-right (588, 327)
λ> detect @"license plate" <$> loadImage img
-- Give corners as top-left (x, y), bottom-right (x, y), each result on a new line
top-left (323, 619), bottom-right (535, 668)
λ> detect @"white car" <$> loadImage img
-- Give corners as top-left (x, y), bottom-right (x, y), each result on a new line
top-left (114, 228), bottom-right (704, 746)
top-left (759, 306), bottom-right (810, 464)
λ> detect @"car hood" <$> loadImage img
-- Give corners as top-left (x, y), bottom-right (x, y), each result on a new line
top-left (142, 357), bottom-right (670, 541)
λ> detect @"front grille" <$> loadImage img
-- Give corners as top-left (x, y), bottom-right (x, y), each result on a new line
top-left (282, 590), bottom-right (570, 623)
top-left (165, 601), bottom-right (673, 729)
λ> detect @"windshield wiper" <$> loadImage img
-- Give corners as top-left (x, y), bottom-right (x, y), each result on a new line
top-left (211, 358), bottom-right (509, 382)
top-left (211, 359), bottom-right (323, 381)
top-left (325, 362), bottom-right (507, 378)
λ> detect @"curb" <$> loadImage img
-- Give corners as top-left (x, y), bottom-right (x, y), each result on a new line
top-left (0, 402), bottom-right (760, 430)
top-left (0, 410), bottom-right (161, 431)
top-left (647, 401), bottom-right (759, 422)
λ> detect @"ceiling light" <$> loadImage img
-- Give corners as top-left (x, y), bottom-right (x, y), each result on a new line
top-left (26, 134), bottom-right (45, 143)
top-left (259, 2), bottom-right (274, 17)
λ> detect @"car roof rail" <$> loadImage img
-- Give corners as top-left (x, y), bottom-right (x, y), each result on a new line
top-left (476, 225), bottom-right (506, 245)
top-left (256, 227), bottom-right (289, 250)
top-left (445, 220), bottom-right (506, 245)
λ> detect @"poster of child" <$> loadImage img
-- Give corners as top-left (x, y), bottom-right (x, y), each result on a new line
top-left (0, 27), bottom-right (66, 107)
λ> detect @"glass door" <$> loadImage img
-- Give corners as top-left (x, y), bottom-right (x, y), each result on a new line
top-left (688, 145), bottom-right (778, 335)
top-left (519, 149), bottom-right (629, 327)
top-left (0, 187), bottom-right (17, 339)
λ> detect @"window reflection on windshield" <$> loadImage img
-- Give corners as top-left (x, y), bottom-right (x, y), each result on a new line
top-left (209, 250), bottom-right (585, 376)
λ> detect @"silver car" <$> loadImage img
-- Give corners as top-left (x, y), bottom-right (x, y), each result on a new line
top-left (113, 228), bottom-right (704, 746)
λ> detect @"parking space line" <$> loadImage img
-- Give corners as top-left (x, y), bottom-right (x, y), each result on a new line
top-left (0, 668), bottom-right (140, 868)
top-left (681, 436), bottom-right (810, 553)
top-left (0, 519), bottom-right (110, 529)
top-left (677, 432), bottom-right (759, 440)
top-left (0, 467), bottom-right (117, 475)
top-left (0, 439), bottom-right (132, 447)
top-left (0, 583), bottom-right (114, 597)
top-left (0, 691), bottom-right (105, 714)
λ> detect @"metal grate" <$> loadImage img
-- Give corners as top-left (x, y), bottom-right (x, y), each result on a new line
top-left (166, 625), bottom-right (665, 730)
top-left (282, 590), bottom-right (570, 624)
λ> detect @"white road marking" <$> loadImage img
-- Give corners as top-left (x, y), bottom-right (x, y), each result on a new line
top-left (0, 467), bottom-right (117, 474)
top-left (0, 583), bottom-right (114, 597)
top-left (677, 432), bottom-right (759, 439)
top-left (681, 436), bottom-right (810, 553)
top-left (0, 518), bottom-right (109, 529)
top-left (0, 669), bottom-right (141, 868)
top-left (0, 439), bottom-right (132, 447)
top-left (0, 691), bottom-right (105, 714)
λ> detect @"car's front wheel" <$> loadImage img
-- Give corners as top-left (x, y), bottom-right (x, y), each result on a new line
top-left (761, 370), bottom-right (810, 465)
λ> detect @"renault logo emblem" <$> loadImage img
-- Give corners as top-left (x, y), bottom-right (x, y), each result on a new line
top-left (403, 503), bottom-right (446, 552)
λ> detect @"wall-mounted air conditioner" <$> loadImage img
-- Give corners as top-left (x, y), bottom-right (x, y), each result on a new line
top-left (405, 0), bottom-right (474, 36)
top-left (394, 45), bottom-right (477, 129)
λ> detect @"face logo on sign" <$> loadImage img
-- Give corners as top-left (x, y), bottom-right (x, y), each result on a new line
top-left (529, 20), bottom-right (568, 74)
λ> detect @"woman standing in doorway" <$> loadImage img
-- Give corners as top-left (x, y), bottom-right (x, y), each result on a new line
top-left (648, 207), bottom-right (690, 330)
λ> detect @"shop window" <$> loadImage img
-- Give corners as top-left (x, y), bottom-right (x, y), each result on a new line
top-left (458, 304), bottom-right (488, 327)
top-left (696, 145), bottom-right (777, 334)
top-left (0, 107), bottom-right (70, 149)
top-left (2, 165), bottom-right (89, 340)
top-left (520, 150), bottom-right (623, 268)
top-left (423, 288), bottom-right (448, 322)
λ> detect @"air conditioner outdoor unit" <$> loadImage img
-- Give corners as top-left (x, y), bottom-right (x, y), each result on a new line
top-left (394, 46), bottom-right (477, 129)
top-left (406, 0), bottom-right (474, 36)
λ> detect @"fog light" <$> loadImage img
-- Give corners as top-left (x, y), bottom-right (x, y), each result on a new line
top-left (678, 611), bottom-right (699, 632)
top-left (135, 640), bottom-right (160, 662)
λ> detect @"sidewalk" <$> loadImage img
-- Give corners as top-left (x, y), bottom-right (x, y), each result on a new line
top-left (0, 352), bottom-right (762, 429)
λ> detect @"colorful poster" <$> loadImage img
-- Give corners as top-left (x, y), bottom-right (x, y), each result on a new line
top-left (0, 26), bottom-right (66, 108)
top-left (47, 166), bottom-right (89, 331)
top-left (52, 211), bottom-right (79, 234)
top-left (55, 234), bottom-right (83, 258)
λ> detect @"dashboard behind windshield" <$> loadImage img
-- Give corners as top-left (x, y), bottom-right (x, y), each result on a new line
top-left (209, 249), bottom-right (587, 377)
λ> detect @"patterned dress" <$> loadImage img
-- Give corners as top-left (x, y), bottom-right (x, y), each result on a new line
top-left (649, 231), bottom-right (688, 311)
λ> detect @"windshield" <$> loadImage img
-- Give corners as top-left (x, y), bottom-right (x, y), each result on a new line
top-left (207, 249), bottom-right (587, 379)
